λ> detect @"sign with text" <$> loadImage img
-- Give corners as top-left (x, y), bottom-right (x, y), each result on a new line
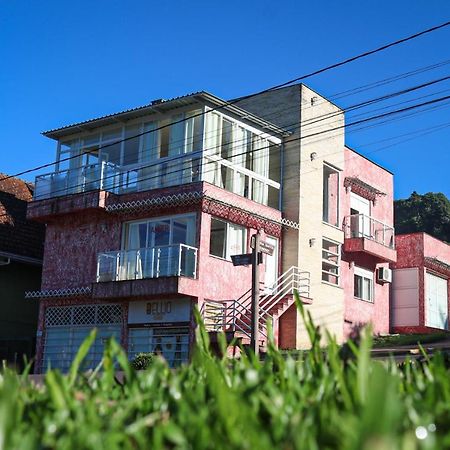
top-left (250, 236), bottom-right (275, 256)
top-left (128, 298), bottom-right (191, 324)
top-left (259, 241), bottom-right (275, 256)
top-left (231, 253), bottom-right (253, 266)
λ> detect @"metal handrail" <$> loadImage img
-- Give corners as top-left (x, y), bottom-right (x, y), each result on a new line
top-left (343, 213), bottom-right (395, 249)
top-left (201, 267), bottom-right (311, 342)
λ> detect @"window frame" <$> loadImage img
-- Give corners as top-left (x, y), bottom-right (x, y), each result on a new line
top-left (209, 218), bottom-right (247, 261)
top-left (322, 162), bottom-right (340, 227)
top-left (321, 238), bottom-right (341, 286)
top-left (202, 108), bottom-right (281, 208)
top-left (354, 266), bottom-right (374, 302)
top-left (121, 213), bottom-right (197, 250)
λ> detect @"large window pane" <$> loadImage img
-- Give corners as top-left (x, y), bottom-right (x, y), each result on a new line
top-left (123, 125), bottom-right (141, 166)
top-left (221, 119), bottom-right (233, 159)
top-left (269, 143), bottom-right (281, 183)
top-left (210, 219), bottom-right (227, 259)
top-left (185, 110), bottom-right (203, 153)
top-left (209, 218), bottom-right (246, 260)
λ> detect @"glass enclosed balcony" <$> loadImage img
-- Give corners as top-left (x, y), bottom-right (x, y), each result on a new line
top-left (33, 108), bottom-right (282, 208)
top-left (96, 243), bottom-right (198, 282)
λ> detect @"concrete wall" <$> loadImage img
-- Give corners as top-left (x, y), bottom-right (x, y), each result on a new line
top-left (296, 85), bottom-right (345, 346)
top-left (237, 84), bottom-right (347, 347)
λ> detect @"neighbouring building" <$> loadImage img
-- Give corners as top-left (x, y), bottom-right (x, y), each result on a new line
top-left (0, 174), bottom-right (44, 367)
top-left (391, 232), bottom-right (450, 333)
top-left (27, 85), bottom-right (397, 372)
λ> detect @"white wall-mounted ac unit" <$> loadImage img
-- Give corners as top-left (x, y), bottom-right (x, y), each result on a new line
top-left (377, 267), bottom-right (392, 283)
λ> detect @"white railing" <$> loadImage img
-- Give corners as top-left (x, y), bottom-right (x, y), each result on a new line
top-left (33, 153), bottom-right (202, 201)
top-left (32, 149), bottom-right (281, 209)
top-left (344, 214), bottom-right (395, 249)
top-left (201, 267), bottom-right (311, 341)
top-left (96, 243), bottom-right (198, 282)
top-left (34, 161), bottom-right (122, 200)
top-left (259, 267), bottom-right (310, 321)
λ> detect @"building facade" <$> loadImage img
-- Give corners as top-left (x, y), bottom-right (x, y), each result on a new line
top-left (27, 85), bottom-right (397, 372)
top-left (0, 175), bottom-right (44, 368)
top-left (392, 232), bottom-right (450, 333)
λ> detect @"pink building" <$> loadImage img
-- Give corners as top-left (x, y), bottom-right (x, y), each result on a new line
top-left (27, 86), bottom-right (398, 372)
top-left (392, 233), bottom-right (450, 333)
top-left (341, 147), bottom-right (396, 337)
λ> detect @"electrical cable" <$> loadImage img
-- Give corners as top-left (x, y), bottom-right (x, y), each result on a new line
top-left (2, 20), bottom-right (450, 183)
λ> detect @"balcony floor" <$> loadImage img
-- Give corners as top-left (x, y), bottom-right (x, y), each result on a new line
top-left (92, 276), bottom-right (200, 300)
top-left (343, 237), bottom-right (397, 263)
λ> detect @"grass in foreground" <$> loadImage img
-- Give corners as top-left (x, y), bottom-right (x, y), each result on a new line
top-left (0, 296), bottom-right (449, 450)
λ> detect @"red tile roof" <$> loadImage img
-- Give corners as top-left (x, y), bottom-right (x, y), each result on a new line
top-left (0, 174), bottom-right (45, 261)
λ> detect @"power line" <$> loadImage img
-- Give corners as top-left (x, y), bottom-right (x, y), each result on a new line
top-left (29, 93), bottom-right (450, 202)
top-left (26, 71), bottom-right (450, 194)
top-left (2, 20), bottom-right (450, 183)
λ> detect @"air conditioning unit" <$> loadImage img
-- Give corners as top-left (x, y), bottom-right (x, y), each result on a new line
top-left (377, 267), bottom-right (392, 283)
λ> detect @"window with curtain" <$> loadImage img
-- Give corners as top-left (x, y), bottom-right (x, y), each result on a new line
top-left (209, 218), bottom-right (246, 260)
top-left (354, 267), bottom-right (374, 302)
top-left (124, 215), bottom-right (196, 278)
top-left (138, 121), bottom-right (159, 191)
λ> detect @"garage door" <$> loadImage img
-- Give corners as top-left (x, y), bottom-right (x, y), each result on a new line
top-left (42, 304), bottom-right (122, 372)
top-left (425, 272), bottom-right (448, 330)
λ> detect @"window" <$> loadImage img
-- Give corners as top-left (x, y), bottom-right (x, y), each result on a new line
top-left (203, 112), bottom-right (281, 208)
top-left (322, 239), bottom-right (340, 285)
top-left (323, 164), bottom-right (340, 227)
top-left (210, 218), bottom-right (246, 260)
top-left (354, 267), bottom-right (374, 302)
top-left (123, 214), bottom-right (196, 250)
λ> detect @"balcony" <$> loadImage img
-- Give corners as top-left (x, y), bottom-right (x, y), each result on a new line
top-left (92, 244), bottom-right (199, 300)
top-left (343, 214), bottom-right (397, 263)
top-left (34, 162), bottom-right (122, 201)
top-left (97, 243), bottom-right (198, 282)
top-left (33, 155), bottom-right (202, 202)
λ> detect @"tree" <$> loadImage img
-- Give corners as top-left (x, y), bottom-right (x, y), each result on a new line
top-left (394, 192), bottom-right (450, 243)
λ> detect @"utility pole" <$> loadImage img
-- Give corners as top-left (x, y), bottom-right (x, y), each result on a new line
top-left (232, 230), bottom-right (273, 355)
top-left (251, 231), bottom-right (261, 356)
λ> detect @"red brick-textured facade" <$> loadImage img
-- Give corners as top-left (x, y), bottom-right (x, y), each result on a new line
top-left (31, 181), bottom-right (283, 370)
top-left (392, 232), bottom-right (450, 333)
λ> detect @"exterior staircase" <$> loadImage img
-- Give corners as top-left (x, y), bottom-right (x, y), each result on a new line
top-left (201, 266), bottom-right (310, 350)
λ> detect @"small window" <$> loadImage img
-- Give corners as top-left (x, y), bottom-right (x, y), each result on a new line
top-left (322, 239), bottom-right (340, 285)
top-left (210, 218), bottom-right (246, 260)
top-left (323, 164), bottom-right (339, 227)
top-left (354, 267), bottom-right (373, 302)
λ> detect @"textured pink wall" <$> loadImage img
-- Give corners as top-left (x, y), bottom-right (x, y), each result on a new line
top-left (35, 183), bottom-right (282, 371)
top-left (342, 147), bottom-right (394, 224)
top-left (341, 148), bottom-right (394, 336)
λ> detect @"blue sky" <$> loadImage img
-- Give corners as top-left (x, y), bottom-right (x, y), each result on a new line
top-left (1, 0), bottom-right (449, 199)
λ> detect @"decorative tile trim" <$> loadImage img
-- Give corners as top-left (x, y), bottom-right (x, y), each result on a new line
top-left (105, 191), bottom-right (203, 213)
top-left (25, 286), bottom-right (92, 299)
top-left (105, 190), bottom-right (300, 230)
